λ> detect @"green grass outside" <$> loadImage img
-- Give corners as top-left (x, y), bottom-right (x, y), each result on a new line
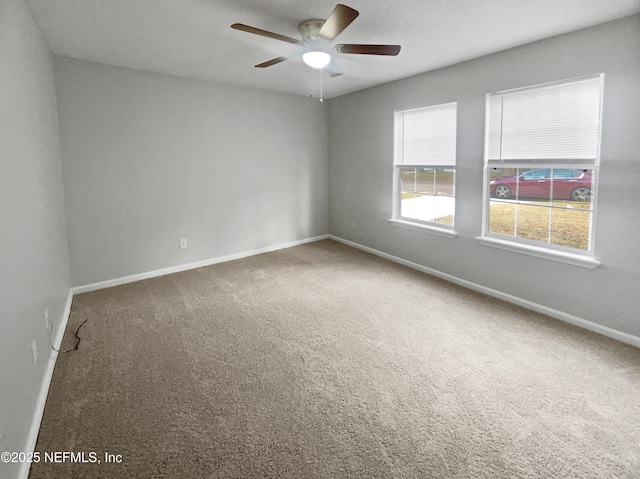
top-left (401, 192), bottom-right (437, 200)
top-left (400, 196), bottom-right (591, 250)
top-left (489, 201), bottom-right (592, 250)
top-left (400, 170), bottom-right (454, 183)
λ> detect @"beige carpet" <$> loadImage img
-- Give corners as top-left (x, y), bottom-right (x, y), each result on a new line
top-left (31, 240), bottom-right (640, 478)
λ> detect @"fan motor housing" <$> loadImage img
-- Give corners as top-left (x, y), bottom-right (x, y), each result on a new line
top-left (298, 19), bottom-right (325, 43)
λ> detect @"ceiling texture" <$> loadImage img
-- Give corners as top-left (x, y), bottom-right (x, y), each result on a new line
top-left (26, 0), bottom-right (640, 100)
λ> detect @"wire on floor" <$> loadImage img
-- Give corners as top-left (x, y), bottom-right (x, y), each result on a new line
top-left (49, 318), bottom-right (90, 353)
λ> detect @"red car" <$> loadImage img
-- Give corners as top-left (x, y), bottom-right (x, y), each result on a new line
top-left (490, 168), bottom-right (593, 201)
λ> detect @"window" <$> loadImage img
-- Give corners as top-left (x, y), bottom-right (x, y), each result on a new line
top-left (480, 75), bottom-right (603, 266)
top-left (391, 102), bottom-right (457, 236)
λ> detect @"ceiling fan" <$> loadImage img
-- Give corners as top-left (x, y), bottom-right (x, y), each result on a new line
top-left (231, 4), bottom-right (401, 77)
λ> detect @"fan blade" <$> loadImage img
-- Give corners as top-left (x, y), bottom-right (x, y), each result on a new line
top-left (255, 56), bottom-right (289, 68)
top-left (318, 4), bottom-right (359, 42)
top-left (335, 44), bottom-right (401, 56)
top-left (231, 23), bottom-right (301, 45)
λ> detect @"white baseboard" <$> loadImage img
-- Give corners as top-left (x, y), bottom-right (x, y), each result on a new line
top-left (329, 235), bottom-right (640, 349)
top-left (18, 290), bottom-right (74, 479)
top-left (73, 235), bottom-right (330, 295)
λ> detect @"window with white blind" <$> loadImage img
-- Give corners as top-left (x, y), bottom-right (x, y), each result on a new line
top-left (391, 102), bottom-right (457, 235)
top-left (480, 75), bottom-right (603, 266)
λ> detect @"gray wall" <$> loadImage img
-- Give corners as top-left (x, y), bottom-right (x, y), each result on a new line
top-left (328, 15), bottom-right (640, 337)
top-left (0, 0), bottom-right (71, 476)
top-left (55, 58), bottom-right (328, 287)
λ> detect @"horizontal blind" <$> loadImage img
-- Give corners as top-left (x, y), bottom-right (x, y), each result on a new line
top-left (395, 102), bottom-right (457, 166)
top-left (487, 75), bottom-right (602, 162)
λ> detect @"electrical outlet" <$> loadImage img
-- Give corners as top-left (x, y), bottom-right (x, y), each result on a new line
top-left (179, 238), bottom-right (188, 249)
top-left (351, 221), bottom-right (356, 230)
top-left (45, 309), bottom-right (49, 329)
top-left (31, 340), bottom-right (38, 364)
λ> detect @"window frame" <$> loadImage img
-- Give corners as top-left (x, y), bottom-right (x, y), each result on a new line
top-left (478, 75), bottom-right (604, 268)
top-left (390, 101), bottom-right (458, 238)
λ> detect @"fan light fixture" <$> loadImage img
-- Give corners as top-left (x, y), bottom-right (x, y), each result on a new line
top-left (303, 51), bottom-right (331, 69)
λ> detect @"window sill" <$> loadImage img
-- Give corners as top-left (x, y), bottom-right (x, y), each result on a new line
top-left (389, 219), bottom-right (457, 239)
top-left (475, 236), bottom-right (600, 269)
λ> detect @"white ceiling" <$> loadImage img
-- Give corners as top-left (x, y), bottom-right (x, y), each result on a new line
top-left (26, 0), bottom-right (640, 99)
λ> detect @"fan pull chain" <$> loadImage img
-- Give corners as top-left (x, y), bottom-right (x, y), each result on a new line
top-left (310, 65), bottom-right (315, 99)
top-left (309, 67), bottom-right (324, 102)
